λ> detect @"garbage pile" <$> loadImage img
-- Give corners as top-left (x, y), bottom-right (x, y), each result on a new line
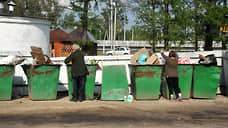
top-left (178, 56), bottom-right (191, 64)
top-left (0, 46), bottom-right (53, 65)
top-left (30, 46), bottom-right (53, 64)
top-left (198, 54), bottom-right (217, 66)
top-left (130, 48), bottom-right (160, 65)
top-left (0, 55), bottom-right (25, 65)
top-left (130, 48), bottom-right (218, 66)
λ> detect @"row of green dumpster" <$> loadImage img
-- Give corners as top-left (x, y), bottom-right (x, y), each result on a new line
top-left (0, 64), bottom-right (221, 101)
top-left (0, 64), bottom-right (97, 101)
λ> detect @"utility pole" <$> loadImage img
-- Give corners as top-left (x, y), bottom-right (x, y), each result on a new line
top-left (108, 20), bottom-right (110, 40)
top-left (124, 6), bottom-right (126, 41)
top-left (114, 2), bottom-right (117, 50)
top-left (132, 28), bottom-right (134, 40)
top-left (110, 0), bottom-right (113, 50)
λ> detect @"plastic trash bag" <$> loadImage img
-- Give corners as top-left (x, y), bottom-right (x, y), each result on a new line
top-left (178, 57), bottom-right (190, 64)
top-left (199, 54), bottom-right (217, 66)
top-left (137, 54), bottom-right (148, 65)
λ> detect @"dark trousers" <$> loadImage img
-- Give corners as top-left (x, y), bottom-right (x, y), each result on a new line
top-left (72, 76), bottom-right (86, 100)
top-left (166, 77), bottom-right (181, 98)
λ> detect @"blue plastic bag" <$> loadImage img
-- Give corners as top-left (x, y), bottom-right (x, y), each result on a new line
top-left (137, 54), bottom-right (147, 64)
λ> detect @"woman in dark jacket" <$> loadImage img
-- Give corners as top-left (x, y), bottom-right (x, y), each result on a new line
top-left (64, 44), bottom-right (89, 102)
top-left (161, 49), bottom-right (182, 101)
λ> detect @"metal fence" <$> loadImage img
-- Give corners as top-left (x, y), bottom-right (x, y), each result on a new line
top-left (97, 40), bottom-right (224, 53)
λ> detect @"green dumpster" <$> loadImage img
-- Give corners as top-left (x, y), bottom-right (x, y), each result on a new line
top-left (0, 65), bottom-right (14, 100)
top-left (193, 65), bottom-right (221, 98)
top-left (162, 65), bottom-right (193, 99)
top-left (101, 65), bottom-right (129, 100)
top-left (130, 65), bottom-right (163, 100)
top-left (22, 65), bottom-right (60, 100)
top-left (67, 64), bottom-right (97, 100)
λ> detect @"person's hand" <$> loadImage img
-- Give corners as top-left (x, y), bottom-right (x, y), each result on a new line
top-left (66, 52), bottom-right (72, 57)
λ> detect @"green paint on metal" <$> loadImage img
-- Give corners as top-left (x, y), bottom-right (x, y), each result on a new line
top-left (178, 65), bottom-right (193, 99)
top-left (67, 65), bottom-right (97, 100)
top-left (101, 65), bottom-right (129, 100)
top-left (0, 65), bottom-right (14, 100)
top-left (23, 65), bottom-right (60, 100)
top-left (193, 65), bottom-right (221, 98)
top-left (130, 65), bottom-right (136, 99)
top-left (162, 65), bottom-right (193, 99)
top-left (130, 65), bottom-right (163, 100)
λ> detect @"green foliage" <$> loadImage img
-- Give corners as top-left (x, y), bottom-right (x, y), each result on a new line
top-left (87, 12), bottom-right (105, 40)
top-left (72, 40), bottom-right (94, 48)
top-left (70, 0), bottom-right (98, 31)
top-left (60, 12), bottom-right (79, 29)
top-left (72, 41), bottom-right (95, 55)
top-left (100, 1), bottom-right (128, 40)
top-left (12, 0), bottom-right (63, 29)
top-left (133, 0), bottom-right (228, 50)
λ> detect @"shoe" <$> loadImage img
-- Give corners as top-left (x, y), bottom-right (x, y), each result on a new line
top-left (170, 99), bottom-right (174, 102)
top-left (79, 98), bottom-right (85, 102)
top-left (70, 97), bottom-right (78, 102)
top-left (169, 94), bottom-right (174, 101)
top-left (176, 98), bottom-right (183, 102)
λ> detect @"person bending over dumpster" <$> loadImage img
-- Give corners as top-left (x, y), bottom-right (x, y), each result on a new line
top-left (64, 44), bottom-right (89, 102)
top-left (160, 49), bottom-right (182, 101)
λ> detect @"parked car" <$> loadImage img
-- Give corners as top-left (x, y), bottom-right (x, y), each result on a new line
top-left (106, 47), bottom-right (131, 56)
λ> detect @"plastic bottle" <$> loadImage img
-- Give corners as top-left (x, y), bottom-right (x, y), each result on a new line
top-left (124, 96), bottom-right (128, 103)
top-left (127, 95), bottom-right (133, 103)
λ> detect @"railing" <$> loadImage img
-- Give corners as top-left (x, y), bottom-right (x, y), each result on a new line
top-left (97, 40), bottom-right (223, 48)
top-left (97, 40), bottom-right (225, 53)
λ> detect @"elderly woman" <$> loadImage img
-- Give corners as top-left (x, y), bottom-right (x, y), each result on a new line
top-left (64, 44), bottom-right (89, 102)
top-left (160, 49), bottom-right (182, 101)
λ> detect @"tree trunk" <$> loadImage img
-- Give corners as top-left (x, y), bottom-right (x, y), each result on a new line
top-left (152, 0), bottom-right (156, 52)
top-left (194, 0), bottom-right (199, 51)
top-left (204, 23), bottom-right (213, 51)
top-left (222, 0), bottom-right (227, 50)
top-left (164, 0), bottom-right (169, 50)
top-left (82, 1), bottom-right (89, 42)
top-left (194, 30), bottom-right (198, 51)
top-left (204, 0), bottom-right (214, 51)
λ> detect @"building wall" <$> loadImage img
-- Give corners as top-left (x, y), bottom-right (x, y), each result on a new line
top-left (51, 41), bottom-right (97, 57)
top-left (0, 16), bottom-right (50, 56)
top-left (54, 42), bottom-right (62, 57)
top-left (51, 42), bottom-right (73, 57)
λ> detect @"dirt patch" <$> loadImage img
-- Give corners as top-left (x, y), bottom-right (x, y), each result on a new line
top-left (1, 95), bottom-right (228, 128)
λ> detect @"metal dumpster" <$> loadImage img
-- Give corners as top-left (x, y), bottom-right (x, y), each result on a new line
top-left (0, 65), bottom-right (14, 100)
top-left (193, 65), bottom-right (221, 98)
top-left (67, 64), bottom-right (97, 100)
top-left (22, 65), bottom-right (60, 100)
top-left (130, 65), bottom-right (163, 100)
top-left (162, 64), bottom-right (193, 99)
top-left (101, 65), bottom-right (129, 100)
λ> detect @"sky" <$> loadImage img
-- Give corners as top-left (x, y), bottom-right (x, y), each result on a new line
top-left (57, 0), bottom-right (136, 30)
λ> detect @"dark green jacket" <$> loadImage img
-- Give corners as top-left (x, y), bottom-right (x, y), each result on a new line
top-left (64, 50), bottom-right (89, 77)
